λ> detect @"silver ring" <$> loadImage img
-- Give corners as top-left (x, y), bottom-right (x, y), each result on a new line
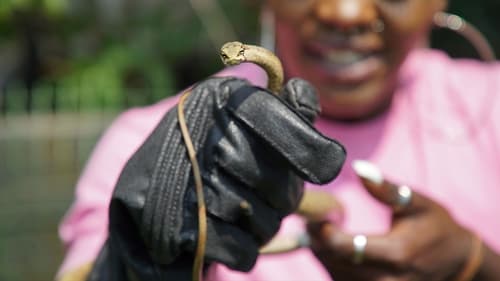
top-left (352, 234), bottom-right (367, 264)
top-left (397, 185), bottom-right (413, 208)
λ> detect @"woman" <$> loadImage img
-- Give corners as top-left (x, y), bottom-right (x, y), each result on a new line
top-left (57, 0), bottom-right (500, 280)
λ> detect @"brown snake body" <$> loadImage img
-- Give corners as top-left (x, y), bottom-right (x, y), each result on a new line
top-left (220, 41), bottom-right (284, 93)
top-left (220, 42), bottom-right (342, 254)
top-left (180, 42), bottom-right (338, 281)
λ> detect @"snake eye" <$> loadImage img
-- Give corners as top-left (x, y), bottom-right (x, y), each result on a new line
top-left (238, 50), bottom-right (244, 56)
top-left (221, 53), bottom-right (229, 60)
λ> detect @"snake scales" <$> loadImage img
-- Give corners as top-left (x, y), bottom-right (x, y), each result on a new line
top-left (219, 41), bottom-right (339, 224)
top-left (178, 41), bottom-right (338, 281)
top-left (220, 41), bottom-right (284, 94)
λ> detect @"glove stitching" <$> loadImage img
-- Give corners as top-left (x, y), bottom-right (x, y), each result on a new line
top-left (156, 85), bottom-right (215, 263)
top-left (150, 116), bottom-right (185, 260)
top-left (143, 112), bottom-right (180, 255)
top-left (143, 87), bottom-right (207, 262)
top-left (161, 91), bottom-right (206, 258)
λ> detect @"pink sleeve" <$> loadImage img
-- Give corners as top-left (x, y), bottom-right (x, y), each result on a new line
top-left (56, 63), bottom-right (267, 277)
top-left (56, 98), bottom-right (178, 277)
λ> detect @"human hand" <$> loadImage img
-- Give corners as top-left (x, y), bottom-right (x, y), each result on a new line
top-left (105, 77), bottom-right (346, 278)
top-left (307, 161), bottom-right (477, 281)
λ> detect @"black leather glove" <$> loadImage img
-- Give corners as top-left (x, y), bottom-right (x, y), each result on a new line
top-left (88, 77), bottom-right (346, 281)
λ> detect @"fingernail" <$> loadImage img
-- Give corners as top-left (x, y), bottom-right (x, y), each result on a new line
top-left (352, 160), bottom-right (384, 185)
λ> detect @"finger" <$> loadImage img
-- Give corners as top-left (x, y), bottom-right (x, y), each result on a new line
top-left (199, 167), bottom-right (282, 244)
top-left (203, 215), bottom-right (259, 272)
top-left (297, 190), bottom-right (345, 223)
top-left (206, 116), bottom-right (304, 213)
top-left (280, 78), bottom-right (321, 123)
top-left (326, 259), bottom-right (405, 281)
top-left (306, 221), bottom-right (404, 267)
top-left (224, 85), bottom-right (346, 184)
top-left (351, 160), bottom-right (430, 214)
top-left (330, 266), bottom-right (408, 281)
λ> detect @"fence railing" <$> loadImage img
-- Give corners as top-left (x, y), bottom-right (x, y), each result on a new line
top-left (0, 84), bottom-right (150, 280)
top-left (0, 83), bottom-right (160, 116)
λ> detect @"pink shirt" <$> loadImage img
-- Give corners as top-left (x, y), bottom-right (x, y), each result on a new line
top-left (57, 50), bottom-right (500, 280)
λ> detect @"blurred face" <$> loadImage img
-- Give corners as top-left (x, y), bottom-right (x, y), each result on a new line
top-left (267, 0), bottom-right (446, 120)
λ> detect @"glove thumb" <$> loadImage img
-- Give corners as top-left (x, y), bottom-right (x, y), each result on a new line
top-left (280, 78), bottom-right (321, 123)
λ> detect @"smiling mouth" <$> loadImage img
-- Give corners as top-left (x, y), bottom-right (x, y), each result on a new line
top-left (303, 43), bottom-right (384, 83)
top-left (325, 50), bottom-right (374, 66)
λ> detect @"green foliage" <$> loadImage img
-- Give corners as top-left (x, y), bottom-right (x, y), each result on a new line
top-left (1, 0), bottom-right (498, 112)
top-left (0, 0), bottom-right (65, 21)
top-left (0, 0), bottom-right (262, 112)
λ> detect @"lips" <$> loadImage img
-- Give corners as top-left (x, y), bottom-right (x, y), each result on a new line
top-left (302, 41), bottom-right (384, 84)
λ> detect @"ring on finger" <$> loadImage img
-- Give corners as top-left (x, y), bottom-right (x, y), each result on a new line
top-left (396, 185), bottom-right (413, 209)
top-left (352, 234), bottom-right (367, 264)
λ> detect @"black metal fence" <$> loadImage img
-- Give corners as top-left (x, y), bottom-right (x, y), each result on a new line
top-left (0, 113), bottom-right (111, 281)
top-left (0, 83), bottom-right (158, 116)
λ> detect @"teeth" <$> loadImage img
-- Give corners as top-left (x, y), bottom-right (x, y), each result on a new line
top-left (326, 50), bottom-right (365, 65)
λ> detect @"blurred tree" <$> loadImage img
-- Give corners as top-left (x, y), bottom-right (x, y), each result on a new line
top-left (0, 0), bottom-right (497, 112)
top-left (0, 0), bottom-right (259, 112)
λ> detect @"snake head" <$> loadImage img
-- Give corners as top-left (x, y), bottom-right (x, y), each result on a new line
top-left (220, 41), bottom-right (246, 66)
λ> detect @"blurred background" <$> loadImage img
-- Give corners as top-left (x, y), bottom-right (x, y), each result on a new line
top-left (0, 0), bottom-right (499, 280)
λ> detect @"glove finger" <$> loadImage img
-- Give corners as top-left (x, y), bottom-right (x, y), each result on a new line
top-left (224, 86), bottom-right (346, 184)
top-left (204, 215), bottom-right (260, 272)
top-left (193, 167), bottom-right (282, 245)
top-left (280, 78), bottom-right (320, 123)
top-left (206, 118), bottom-right (303, 213)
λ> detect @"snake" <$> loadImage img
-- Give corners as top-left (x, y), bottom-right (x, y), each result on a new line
top-left (220, 41), bottom-right (340, 218)
top-left (182, 41), bottom-right (337, 281)
top-left (220, 41), bottom-right (284, 94)
top-left (219, 41), bottom-right (342, 253)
